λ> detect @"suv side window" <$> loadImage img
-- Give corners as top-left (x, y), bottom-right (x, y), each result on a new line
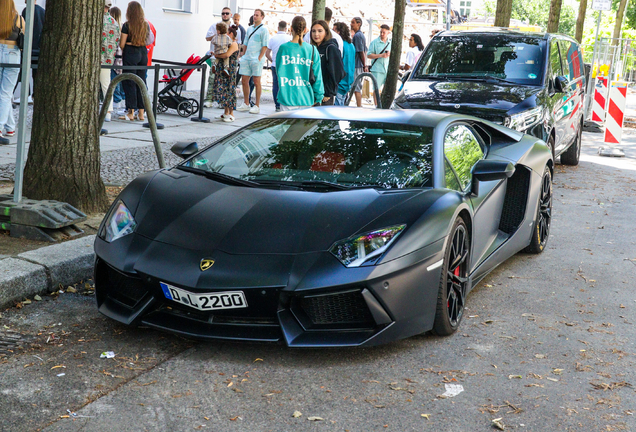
top-left (549, 39), bottom-right (562, 78)
top-left (444, 124), bottom-right (484, 191)
top-left (559, 40), bottom-right (582, 80)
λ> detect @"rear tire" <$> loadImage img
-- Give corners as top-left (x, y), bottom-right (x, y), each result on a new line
top-left (524, 165), bottom-right (552, 254)
top-left (432, 217), bottom-right (470, 336)
top-left (560, 123), bottom-right (582, 166)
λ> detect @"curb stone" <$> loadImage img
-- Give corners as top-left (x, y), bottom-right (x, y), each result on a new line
top-left (0, 235), bottom-right (96, 309)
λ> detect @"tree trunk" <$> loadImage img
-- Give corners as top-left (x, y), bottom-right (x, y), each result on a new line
top-left (547, 0), bottom-right (563, 33)
top-left (23, 0), bottom-right (108, 213)
top-left (494, 0), bottom-right (512, 27)
top-left (575, 0), bottom-right (587, 42)
top-left (612, 0), bottom-right (629, 45)
top-left (311, 0), bottom-right (326, 24)
top-left (381, 0), bottom-right (406, 109)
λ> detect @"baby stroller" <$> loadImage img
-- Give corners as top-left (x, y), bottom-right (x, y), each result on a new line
top-left (157, 53), bottom-right (211, 117)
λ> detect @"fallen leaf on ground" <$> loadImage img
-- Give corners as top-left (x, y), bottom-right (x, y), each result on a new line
top-left (307, 416), bottom-right (324, 421)
top-left (421, 414), bottom-right (431, 420)
top-left (292, 411), bottom-right (302, 418)
top-left (34, 295), bottom-right (42, 301)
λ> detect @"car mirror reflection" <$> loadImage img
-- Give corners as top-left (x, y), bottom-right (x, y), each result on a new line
top-left (171, 141), bottom-right (200, 159)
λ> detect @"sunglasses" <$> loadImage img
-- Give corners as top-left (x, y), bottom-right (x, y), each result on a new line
top-left (222, 12), bottom-right (231, 15)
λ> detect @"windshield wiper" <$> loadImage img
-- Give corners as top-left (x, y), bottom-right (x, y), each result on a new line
top-left (176, 165), bottom-right (259, 188)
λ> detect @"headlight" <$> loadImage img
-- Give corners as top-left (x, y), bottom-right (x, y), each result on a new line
top-left (99, 200), bottom-right (137, 242)
top-left (329, 225), bottom-right (406, 268)
top-left (505, 107), bottom-right (543, 132)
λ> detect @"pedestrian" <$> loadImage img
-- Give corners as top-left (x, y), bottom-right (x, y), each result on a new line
top-left (0, 0), bottom-right (24, 143)
top-left (333, 22), bottom-right (354, 106)
top-left (367, 24), bottom-right (391, 103)
top-left (237, 9), bottom-right (269, 114)
top-left (204, 7), bottom-right (238, 108)
top-left (350, 17), bottom-right (367, 107)
top-left (233, 13), bottom-right (246, 45)
top-left (109, 6), bottom-right (125, 114)
top-left (402, 33), bottom-right (424, 71)
top-left (275, 16), bottom-right (323, 110)
top-left (311, 20), bottom-right (344, 106)
top-left (100, 0), bottom-right (120, 122)
top-left (17, 0), bottom-right (43, 102)
top-left (145, 20), bottom-right (156, 69)
top-left (211, 22), bottom-right (232, 78)
top-left (119, 1), bottom-right (152, 121)
top-left (266, 20), bottom-right (291, 112)
top-left (212, 25), bottom-right (241, 122)
top-left (304, 7), bottom-right (342, 56)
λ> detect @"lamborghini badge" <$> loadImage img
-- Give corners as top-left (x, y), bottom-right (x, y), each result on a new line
top-left (200, 259), bottom-right (215, 271)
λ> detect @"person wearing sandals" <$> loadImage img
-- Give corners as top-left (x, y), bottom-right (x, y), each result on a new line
top-left (275, 16), bottom-right (323, 110)
top-left (119, 1), bottom-right (153, 121)
top-left (212, 25), bottom-right (240, 122)
top-left (100, 0), bottom-right (120, 122)
top-left (0, 0), bottom-right (24, 144)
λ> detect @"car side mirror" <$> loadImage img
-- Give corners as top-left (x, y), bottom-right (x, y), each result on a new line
top-left (171, 141), bottom-right (199, 159)
top-left (554, 76), bottom-right (568, 93)
top-left (401, 70), bottom-right (411, 83)
top-left (470, 160), bottom-right (515, 195)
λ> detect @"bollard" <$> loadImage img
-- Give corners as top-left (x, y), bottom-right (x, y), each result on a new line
top-left (603, 81), bottom-right (628, 145)
top-left (591, 76), bottom-right (608, 123)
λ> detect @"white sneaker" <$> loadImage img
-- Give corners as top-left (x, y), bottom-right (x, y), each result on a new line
top-left (222, 115), bottom-right (235, 123)
top-left (104, 112), bottom-right (111, 122)
top-left (236, 103), bottom-right (250, 112)
top-left (203, 101), bottom-right (214, 108)
top-left (249, 105), bottom-right (260, 114)
top-left (214, 113), bottom-right (226, 119)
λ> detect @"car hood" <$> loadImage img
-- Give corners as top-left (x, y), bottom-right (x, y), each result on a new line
top-left (133, 170), bottom-right (430, 255)
top-left (397, 80), bottom-right (542, 117)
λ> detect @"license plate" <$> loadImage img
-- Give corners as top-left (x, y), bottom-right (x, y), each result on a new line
top-left (160, 282), bottom-right (248, 311)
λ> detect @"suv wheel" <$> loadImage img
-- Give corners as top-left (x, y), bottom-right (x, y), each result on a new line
top-left (561, 123), bottom-right (582, 166)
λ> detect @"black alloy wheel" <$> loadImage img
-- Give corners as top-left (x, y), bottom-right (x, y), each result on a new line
top-left (561, 122), bottom-right (582, 166)
top-left (433, 217), bottom-right (470, 336)
top-left (525, 165), bottom-right (552, 254)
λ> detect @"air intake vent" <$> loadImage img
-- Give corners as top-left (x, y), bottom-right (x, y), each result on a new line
top-left (97, 261), bottom-right (149, 308)
top-left (300, 290), bottom-right (374, 326)
top-left (499, 165), bottom-right (531, 234)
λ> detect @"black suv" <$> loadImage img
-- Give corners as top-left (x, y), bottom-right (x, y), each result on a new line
top-left (392, 29), bottom-right (585, 165)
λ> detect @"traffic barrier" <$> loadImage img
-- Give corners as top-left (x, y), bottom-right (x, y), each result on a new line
top-left (592, 76), bottom-right (608, 123)
top-left (603, 81), bottom-right (628, 144)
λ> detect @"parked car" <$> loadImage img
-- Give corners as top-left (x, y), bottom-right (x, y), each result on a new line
top-left (392, 29), bottom-right (585, 165)
top-left (94, 107), bottom-right (552, 347)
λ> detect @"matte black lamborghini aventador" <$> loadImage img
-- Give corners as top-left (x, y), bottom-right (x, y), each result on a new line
top-left (94, 107), bottom-right (553, 347)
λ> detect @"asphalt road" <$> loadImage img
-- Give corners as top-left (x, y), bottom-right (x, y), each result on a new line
top-left (1, 130), bottom-right (636, 432)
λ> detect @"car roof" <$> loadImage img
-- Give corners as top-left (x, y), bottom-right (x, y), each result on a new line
top-left (269, 107), bottom-right (454, 128)
top-left (437, 28), bottom-right (549, 39)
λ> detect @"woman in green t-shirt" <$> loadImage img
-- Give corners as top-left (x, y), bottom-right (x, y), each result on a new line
top-left (275, 16), bottom-right (324, 110)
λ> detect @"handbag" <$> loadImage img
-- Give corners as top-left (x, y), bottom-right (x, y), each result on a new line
top-left (14, 15), bottom-right (24, 51)
top-left (309, 46), bottom-right (317, 85)
top-left (145, 23), bottom-right (155, 47)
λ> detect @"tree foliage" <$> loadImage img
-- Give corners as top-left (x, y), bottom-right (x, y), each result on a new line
top-left (483, 0), bottom-right (577, 35)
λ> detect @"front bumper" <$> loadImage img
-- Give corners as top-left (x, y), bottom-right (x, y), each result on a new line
top-left (94, 234), bottom-right (445, 347)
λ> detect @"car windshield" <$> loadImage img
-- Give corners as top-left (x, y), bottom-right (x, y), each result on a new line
top-left (181, 118), bottom-right (434, 189)
top-left (414, 34), bottom-right (546, 86)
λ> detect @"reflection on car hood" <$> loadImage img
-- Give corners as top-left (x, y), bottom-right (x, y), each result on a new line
top-left (398, 80), bottom-right (542, 117)
top-left (133, 170), bottom-right (429, 254)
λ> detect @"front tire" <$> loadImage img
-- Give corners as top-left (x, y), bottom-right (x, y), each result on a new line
top-left (560, 123), bottom-right (582, 166)
top-left (524, 166), bottom-right (552, 254)
top-left (432, 217), bottom-right (470, 336)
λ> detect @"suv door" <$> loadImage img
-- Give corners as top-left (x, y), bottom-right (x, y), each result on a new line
top-left (558, 39), bottom-right (585, 149)
top-left (444, 124), bottom-right (506, 270)
top-left (548, 38), bottom-right (568, 153)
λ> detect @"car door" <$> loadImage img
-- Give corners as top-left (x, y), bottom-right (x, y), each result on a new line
top-left (548, 38), bottom-right (568, 152)
top-left (559, 39), bottom-right (585, 146)
top-left (444, 124), bottom-right (506, 271)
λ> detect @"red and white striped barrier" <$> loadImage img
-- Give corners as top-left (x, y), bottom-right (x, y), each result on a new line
top-left (603, 81), bottom-right (628, 145)
top-left (592, 76), bottom-right (608, 123)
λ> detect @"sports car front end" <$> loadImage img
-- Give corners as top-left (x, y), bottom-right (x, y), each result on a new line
top-left (95, 112), bottom-right (457, 347)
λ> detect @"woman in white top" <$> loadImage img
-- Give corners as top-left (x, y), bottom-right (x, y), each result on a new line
top-left (403, 33), bottom-right (424, 71)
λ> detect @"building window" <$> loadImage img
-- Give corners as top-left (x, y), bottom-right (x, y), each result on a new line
top-left (460, 1), bottom-right (465, 5)
top-left (163, 0), bottom-right (193, 12)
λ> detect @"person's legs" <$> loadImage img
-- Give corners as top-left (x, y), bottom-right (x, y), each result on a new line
top-left (241, 74), bottom-right (251, 106)
top-left (334, 93), bottom-right (345, 106)
top-left (271, 66), bottom-right (280, 110)
top-left (121, 47), bottom-right (140, 116)
top-left (137, 48), bottom-right (148, 119)
top-left (354, 67), bottom-right (363, 107)
top-left (253, 76), bottom-right (262, 106)
top-left (111, 69), bottom-right (124, 104)
top-left (249, 77), bottom-right (255, 105)
top-left (0, 46), bottom-right (20, 134)
top-left (99, 68), bottom-right (113, 114)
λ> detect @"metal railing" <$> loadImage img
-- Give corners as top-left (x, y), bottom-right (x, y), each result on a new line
top-left (345, 72), bottom-right (382, 108)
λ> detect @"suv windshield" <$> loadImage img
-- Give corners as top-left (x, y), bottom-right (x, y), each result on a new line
top-left (414, 34), bottom-right (546, 86)
top-left (181, 118), bottom-right (434, 189)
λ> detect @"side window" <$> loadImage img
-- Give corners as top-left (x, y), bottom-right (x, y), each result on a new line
top-left (557, 41), bottom-right (571, 81)
top-left (444, 125), bottom-right (484, 190)
top-left (549, 40), bottom-right (562, 78)
top-left (559, 40), bottom-right (581, 80)
top-left (445, 159), bottom-right (462, 191)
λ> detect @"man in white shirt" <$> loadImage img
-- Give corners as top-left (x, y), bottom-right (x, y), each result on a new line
top-left (266, 21), bottom-right (291, 112)
top-left (204, 7), bottom-right (241, 107)
top-left (303, 7), bottom-right (342, 56)
top-left (237, 9), bottom-right (270, 114)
